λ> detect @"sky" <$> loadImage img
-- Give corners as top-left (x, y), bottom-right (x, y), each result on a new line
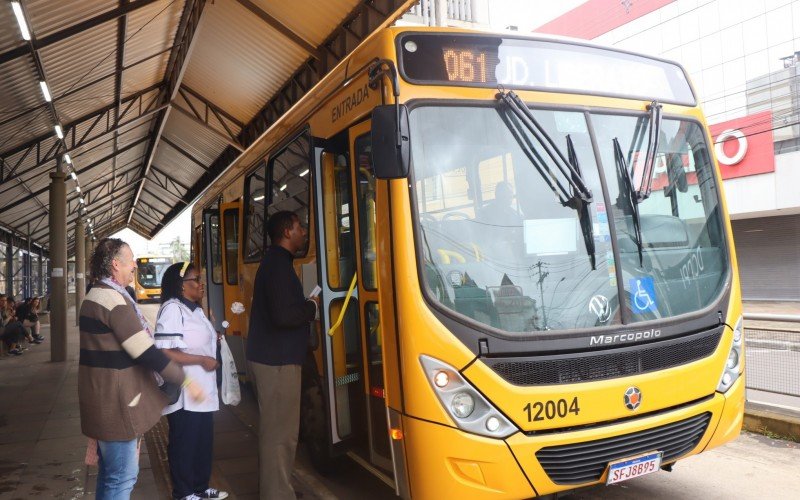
top-left (112, 206), bottom-right (192, 259)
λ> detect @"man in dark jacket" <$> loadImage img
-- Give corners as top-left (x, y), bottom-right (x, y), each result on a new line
top-left (247, 211), bottom-right (317, 499)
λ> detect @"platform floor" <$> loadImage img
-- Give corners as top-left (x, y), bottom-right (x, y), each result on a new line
top-left (0, 307), bottom-right (330, 500)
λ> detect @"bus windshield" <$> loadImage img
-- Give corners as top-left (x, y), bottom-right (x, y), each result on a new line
top-left (409, 105), bottom-right (728, 334)
top-left (136, 258), bottom-right (171, 289)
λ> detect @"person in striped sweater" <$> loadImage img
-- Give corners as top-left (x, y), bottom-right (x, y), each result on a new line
top-left (79, 238), bottom-right (206, 499)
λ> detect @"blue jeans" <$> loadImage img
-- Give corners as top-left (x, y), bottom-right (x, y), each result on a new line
top-left (96, 438), bottom-right (140, 499)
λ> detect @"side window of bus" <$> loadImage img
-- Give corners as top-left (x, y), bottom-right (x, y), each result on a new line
top-left (244, 161), bottom-right (267, 262)
top-left (210, 213), bottom-right (223, 284)
top-left (354, 134), bottom-right (377, 290)
top-left (223, 209), bottom-right (239, 285)
top-left (267, 131), bottom-right (312, 254)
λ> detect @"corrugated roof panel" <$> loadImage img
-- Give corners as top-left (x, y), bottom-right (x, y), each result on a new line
top-left (1, 134), bottom-right (59, 181)
top-left (55, 77), bottom-right (116, 125)
top-left (251, 0), bottom-right (358, 47)
top-left (25, 0), bottom-right (117, 38)
top-left (162, 108), bottom-right (229, 165)
top-left (122, 55), bottom-right (167, 95)
top-left (0, 3), bottom-right (26, 53)
top-left (38, 19), bottom-right (118, 99)
top-left (0, 56), bottom-right (49, 151)
top-left (124, 0), bottom-right (183, 66)
top-left (182, 0), bottom-right (309, 123)
top-left (0, 110), bottom-right (56, 156)
top-left (151, 141), bottom-right (207, 188)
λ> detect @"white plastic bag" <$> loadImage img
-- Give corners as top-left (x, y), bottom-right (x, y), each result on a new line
top-left (219, 336), bottom-right (241, 406)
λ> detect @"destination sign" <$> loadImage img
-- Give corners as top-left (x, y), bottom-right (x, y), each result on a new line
top-left (399, 34), bottom-right (695, 106)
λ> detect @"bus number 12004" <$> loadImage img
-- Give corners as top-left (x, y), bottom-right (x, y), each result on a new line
top-left (523, 397), bottom-right (580, 422)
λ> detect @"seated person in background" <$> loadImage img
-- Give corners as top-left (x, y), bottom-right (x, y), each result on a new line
top-left (477, 181), bottom-right (525, 260)
top-left (18, 296), bottom-right (44, 343)
top-left (15, 297), bottom-right (43, 344)
top-left (477, 181), bottom-right (524, 228)
top-left (1, 294), bottom-right (28, 355)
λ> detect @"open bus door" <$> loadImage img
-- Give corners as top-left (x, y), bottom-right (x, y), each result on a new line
top-left (219, 200), bottom-right (247, 373)
top-left (313, 121), bottom-right (393, 482)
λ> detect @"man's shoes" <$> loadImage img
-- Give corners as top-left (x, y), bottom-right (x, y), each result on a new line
top-left (9, 348), bottom-right (22, 356)
top-left (34, 335), bottom-right (45, 341)
top-left (177, 495), bottom-right (200, 500)
top-left (31, 338), bottom-right (43, 344)
top-left (196, 488), bottom-right (229, 499)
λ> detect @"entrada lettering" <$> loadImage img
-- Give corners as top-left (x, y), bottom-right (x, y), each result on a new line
top-left (331, 84), bottom-right (369, 123)
top-left (589, 329), bottom-right (661, 346)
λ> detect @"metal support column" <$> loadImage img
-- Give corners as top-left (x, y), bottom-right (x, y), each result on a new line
top-left (26, 223), bottom-right (31, 297)
top-left (49, 163), bottom-right (68, 362)
top-left (37, 252), bottom-right (43, 297)
top-left (85, 238), bottom-right (93, 284)
top-left (75, 219), bottom-right (85, 326)
top-left (4, 236), bottom-right (11, 296)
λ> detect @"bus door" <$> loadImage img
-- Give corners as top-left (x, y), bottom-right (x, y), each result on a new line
top-left (202, 209), bottom-right (225, 331)
top-left (220, 200), bottom-right (247, 370)
top-left (314, 123), bottom-right (392, 474)
top-left (348, 121), bottom-right (392, 471)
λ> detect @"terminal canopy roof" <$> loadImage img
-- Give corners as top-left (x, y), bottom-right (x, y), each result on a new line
top-left (0, 0), bottom-right (414, 253)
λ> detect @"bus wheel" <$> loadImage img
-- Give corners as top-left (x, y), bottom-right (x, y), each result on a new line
top-left (301, 382), bottom-right (339, 474)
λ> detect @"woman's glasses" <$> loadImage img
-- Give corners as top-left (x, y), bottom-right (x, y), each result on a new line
top-left (182, 276), bottom-right (202, 284)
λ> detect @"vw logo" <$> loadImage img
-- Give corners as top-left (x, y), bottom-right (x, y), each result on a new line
top-left (624, 387), bottom-right (642, 411)
top-left (589, 295), bottom-right (611, 323)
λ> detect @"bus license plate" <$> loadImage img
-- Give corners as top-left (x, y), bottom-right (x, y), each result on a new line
top-left (606, 451), bottom-right (662, 485)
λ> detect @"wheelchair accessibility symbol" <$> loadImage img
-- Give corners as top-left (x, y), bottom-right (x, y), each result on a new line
top-left (629, 277), bottom-right (657, 314)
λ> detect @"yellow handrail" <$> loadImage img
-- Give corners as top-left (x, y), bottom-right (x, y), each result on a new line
top-left (327, 273), bottom-right (358, 337)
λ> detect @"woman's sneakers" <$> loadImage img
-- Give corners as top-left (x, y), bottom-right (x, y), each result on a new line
top-left (8, 347), bottom-right (22, 355)
top-left (196, 488), bottom-right (228, 499)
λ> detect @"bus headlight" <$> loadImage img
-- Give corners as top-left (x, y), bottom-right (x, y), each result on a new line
top-left (420, 355), bottom-right (517, 438)
top-left (717, 316), bottom-right (743, 393)
top-left (451, 393), bottom-right (475, 418)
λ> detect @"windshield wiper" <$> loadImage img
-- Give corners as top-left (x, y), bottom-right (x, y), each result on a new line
top-left (496, 90), bottom-right (593, 206)
top-left (613, 137), bottom-right (644, 266)
top-left (567, 135), bottom-right (596, 270)
top-left (634, 101), bottom-right (663, 202)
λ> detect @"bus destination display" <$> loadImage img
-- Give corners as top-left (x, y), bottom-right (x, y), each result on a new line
top-left (399, 34), bottom-right (695, 105)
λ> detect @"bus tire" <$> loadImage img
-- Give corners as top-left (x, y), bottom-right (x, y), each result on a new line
top-left (301, 381), bottom-right (339, 474)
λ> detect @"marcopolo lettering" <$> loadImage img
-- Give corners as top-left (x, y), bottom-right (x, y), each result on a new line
top-left (589, 328), bottom-right (661, 346)
top-left (331, 84), bottom-right (370, 123)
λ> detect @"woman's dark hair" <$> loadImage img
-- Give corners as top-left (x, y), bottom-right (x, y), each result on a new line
top-left (89, 238), bottom-right (128, 283)
top-left (161, 262), bottom-right (197, 303)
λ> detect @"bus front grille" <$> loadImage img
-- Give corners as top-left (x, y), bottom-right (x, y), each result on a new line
top-left (535, 412), bottom-right (711, 485)
top-left (484, 326), bottom-right (722, 385)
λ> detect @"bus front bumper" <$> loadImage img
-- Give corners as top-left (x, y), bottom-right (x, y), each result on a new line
top-left (402, 376), bottom-right (744, 499)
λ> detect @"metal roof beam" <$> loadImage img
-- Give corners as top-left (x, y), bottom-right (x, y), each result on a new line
top-left (151, 165), bottom-right (192, 192)
top-left (0, 0), bottom-right (161, 65)
top-left (170, 103), bottom-right (244, 151)
top-left (3, 134), bottom-right (151, 214)
top-left (234, 0), bottom-right (320, 60)
top-left (160, 137), bottom-right (208, 170)
top-left (0, 83), bottom-right (162, 159)
top-left (128, 0), bottom-right (208, 224)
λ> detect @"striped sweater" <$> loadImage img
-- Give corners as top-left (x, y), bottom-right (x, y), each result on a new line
top-left (78, 283), bottom-right (185, 441)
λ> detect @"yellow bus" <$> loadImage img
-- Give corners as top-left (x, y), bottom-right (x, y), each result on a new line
top-left (133, 256), bottom-right (172, 303)
top-left (192, 27), bottom-right (744, 498)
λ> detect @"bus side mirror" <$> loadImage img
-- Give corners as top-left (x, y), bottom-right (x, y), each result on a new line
top-left (371, 104), bottom-right (410, 179)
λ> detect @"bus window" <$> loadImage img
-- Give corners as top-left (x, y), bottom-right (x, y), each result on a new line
top-left (209, 214), bottom-right (222, 285)
top-left (223, 209), bottom-right (239, 285)
top-left (268, 132), bottom-right (311, 255)
top-left (354, 135), bottom-right (377, 290)
top-left (244, 162), bottom-right (267, 262)
top-left (323, 153), bottom-right (355, 290)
